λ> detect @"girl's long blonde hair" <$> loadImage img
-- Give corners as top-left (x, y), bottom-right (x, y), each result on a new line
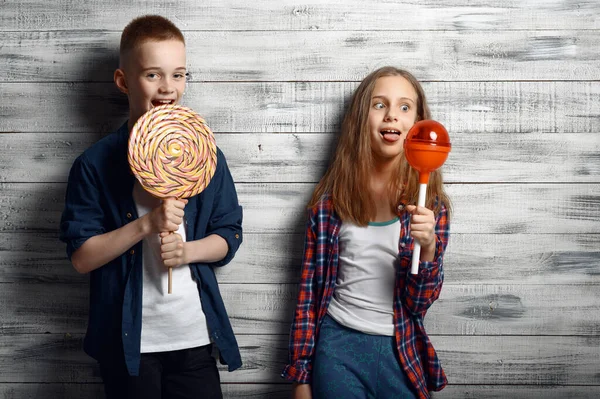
top-left (309, 66), bottom-right (451, 225)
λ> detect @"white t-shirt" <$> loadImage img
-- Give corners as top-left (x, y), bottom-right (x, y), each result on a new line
top-left (133, 186), bottom-right (210, 353)
top-left (327, 217), bottom-right (400, 336)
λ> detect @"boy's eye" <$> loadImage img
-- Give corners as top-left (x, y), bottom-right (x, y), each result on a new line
top-left (146, 73), bottom-right (158, 79)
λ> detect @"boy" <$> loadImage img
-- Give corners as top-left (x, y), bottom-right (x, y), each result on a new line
top-left (59, 15), bottom-right (243, 399)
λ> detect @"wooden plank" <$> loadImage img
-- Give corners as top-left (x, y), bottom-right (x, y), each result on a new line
top-left (222, 283), bottom-right (600, 336)
top-left (0, 383), bottom-right (105, 399)
top-left (1, 383), bottom-right (598, 399)
top-left (1, 0), bottom-right (599, 31)
top-left (1, 334), bottom-right (599, 385)
top-left (2, 232), bottom-right (599, 285)
top-left (1, 82), bottom-right (599, 134)
top-left (1, 132), bottom-right (600, 184)
top-left (239, 183), bottom-right (600, 234)
top-left (0, 383), bottom-right (292, 399)
top-left (2, 31), bottom-right (599, 82)
top-left (1, 183), bottom-right (599, 235)
top-left (433, 385), bottom-right (600, 399)
top-left (2, 282), bottom-right (600, 336)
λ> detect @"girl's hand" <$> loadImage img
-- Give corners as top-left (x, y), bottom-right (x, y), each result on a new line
top-left (291, 383), bottom-right (312, 399)
top-left (160, 232), bottom-right (187, 268)
top-left (406, 205), bottom-right (436, 253)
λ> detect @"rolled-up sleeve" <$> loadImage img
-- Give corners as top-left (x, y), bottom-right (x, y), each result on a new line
top-left (59, 155), bottom-right (105, 260)
top-left (205, 150), bottom-right (243, 267)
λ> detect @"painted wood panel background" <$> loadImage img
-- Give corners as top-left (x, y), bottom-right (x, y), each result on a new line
top-left (1, 0), bottom-right (599, 398)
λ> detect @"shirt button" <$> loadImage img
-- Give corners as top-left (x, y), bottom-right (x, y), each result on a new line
top-left (400, 242), bottom-right (405, 248)
top-left (130, 250), bottom-right (135, 255)
top-left (126, 212), bottom-right (132, 219)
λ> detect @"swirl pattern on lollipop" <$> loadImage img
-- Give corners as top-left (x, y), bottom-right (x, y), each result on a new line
top-left (129, 104), bottom-right (217, 199)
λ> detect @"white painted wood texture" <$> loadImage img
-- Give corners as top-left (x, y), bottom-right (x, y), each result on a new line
top-left (2, 233), bottom-right (599, 284)
top-left (1, 0), bottom-right (599, 31)
top-left (2, 131), bottom-right (600, 183)
top-left (1, 334), bottom-right (600, 385)
top-left (1, 0), bottom-right (599, 398)
top-left (2, 31), bottom-right (599, 81)
top-left (1, 82), bottom-right (599, 133)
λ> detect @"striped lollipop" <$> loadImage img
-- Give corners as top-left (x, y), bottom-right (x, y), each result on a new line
top-left (129, 104), bottom-right (217, 293)
top-left (129, 104), bottom-right (217, 199)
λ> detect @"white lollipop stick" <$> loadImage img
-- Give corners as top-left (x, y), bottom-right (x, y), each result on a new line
top-left (410, 183), bottom-right (428, 274)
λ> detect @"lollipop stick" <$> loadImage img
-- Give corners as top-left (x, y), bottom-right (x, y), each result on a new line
top-left (166, 226), bottom-right (176, 294)
top-left (410, 182), bottom-right (428, 275)
top-left (163, 230), bottom-right (174, 294)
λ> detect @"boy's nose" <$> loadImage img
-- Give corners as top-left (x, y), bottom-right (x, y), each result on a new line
top-left (158, 80), bottom-right (175, 94)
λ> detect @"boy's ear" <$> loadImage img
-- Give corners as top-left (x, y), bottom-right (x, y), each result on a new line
top-left (114, 69), bottom-right (129, 94)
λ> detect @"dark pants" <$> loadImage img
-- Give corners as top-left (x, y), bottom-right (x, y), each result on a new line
top-left (312, 315), bottom-right (417, 399)
top-left (99, 344), bottom-right (222, 399)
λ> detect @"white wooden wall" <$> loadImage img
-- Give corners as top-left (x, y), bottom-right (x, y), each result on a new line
top-left (1, 1), bottom-right (599, 398)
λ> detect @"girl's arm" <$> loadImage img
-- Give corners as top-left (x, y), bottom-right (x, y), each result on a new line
top-left (402, 203), bottom-right (450, 316)
top-left (282, 207), bottom-right (319, 384)
top-left (291, 382), bottom-right (313, 399)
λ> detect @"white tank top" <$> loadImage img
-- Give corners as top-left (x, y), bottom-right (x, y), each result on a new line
top-left (133, 186), bottom-right (210, 353)
top-left (327, 217), bottom-right (400, 336)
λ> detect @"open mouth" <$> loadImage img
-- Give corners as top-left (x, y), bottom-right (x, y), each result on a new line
top-left (380, 128), bottom-right (401, 136)
top-left (380, 128), bottom-right (402, 142)
top-left (151, 99), bottom-right (175, 107)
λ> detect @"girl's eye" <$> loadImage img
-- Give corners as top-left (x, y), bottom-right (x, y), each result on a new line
top-left (174, 73), bottom-right (185, 79)
top-left (373, 102), bottom-right (385, 109)
top-left (146, 73), bottom-right (158, 79)
top-left (401, 104), bottom-right (410, 111)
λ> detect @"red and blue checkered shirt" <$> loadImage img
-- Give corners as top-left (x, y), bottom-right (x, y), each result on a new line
top-left (282, 194), bottom-right (449, 399)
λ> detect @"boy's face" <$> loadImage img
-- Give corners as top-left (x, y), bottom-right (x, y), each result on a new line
top-left (115, 39), bottom-right (187, 127)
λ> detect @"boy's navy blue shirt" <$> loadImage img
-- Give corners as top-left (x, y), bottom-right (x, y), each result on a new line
top-left (60, 122), bottom-right (243, 375)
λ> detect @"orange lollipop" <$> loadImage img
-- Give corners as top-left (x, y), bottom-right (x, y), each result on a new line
top-left (403, 120), bottom-right (451, 274)
top-left (129, 104), bottom-right (217, 293)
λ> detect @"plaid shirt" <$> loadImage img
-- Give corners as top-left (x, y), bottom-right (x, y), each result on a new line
top-left (282, 195), bottom-right (449, 399)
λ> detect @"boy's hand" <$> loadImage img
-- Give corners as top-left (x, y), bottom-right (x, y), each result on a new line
top-left (406, 205), bottom-right (436, 252)
top-left (160, 232), bottom-right (187, 268)
top-left (145, 198), bottom-right (188, 234)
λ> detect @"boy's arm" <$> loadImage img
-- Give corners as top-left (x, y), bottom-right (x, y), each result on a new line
top-left (72, 198), bottom-right (186, 274)
top-left (71, 218), bottom-right (148, 274)
top-left (186, 149), bottom-right (243, 267)
top-left (60, 154), bottom-right (187, 274)
top-left (182, 234), bottom-right (228, 264)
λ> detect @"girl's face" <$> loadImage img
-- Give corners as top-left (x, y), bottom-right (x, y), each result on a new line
top-left (368, 75), bottom-right (418, 162)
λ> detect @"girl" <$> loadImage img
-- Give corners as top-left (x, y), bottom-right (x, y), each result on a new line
top-left (282, 67), bottom-right (451, 399)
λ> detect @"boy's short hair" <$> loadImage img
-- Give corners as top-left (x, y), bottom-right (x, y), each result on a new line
top-left (120, 15), bottom-right (185, 63)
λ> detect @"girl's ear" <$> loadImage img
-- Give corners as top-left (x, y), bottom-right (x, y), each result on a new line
top-left (114, 69), bottom-right (129, 94)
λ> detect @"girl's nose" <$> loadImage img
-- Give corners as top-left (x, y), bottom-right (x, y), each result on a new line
top-left (384, 109), bottom-right (399, 122)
